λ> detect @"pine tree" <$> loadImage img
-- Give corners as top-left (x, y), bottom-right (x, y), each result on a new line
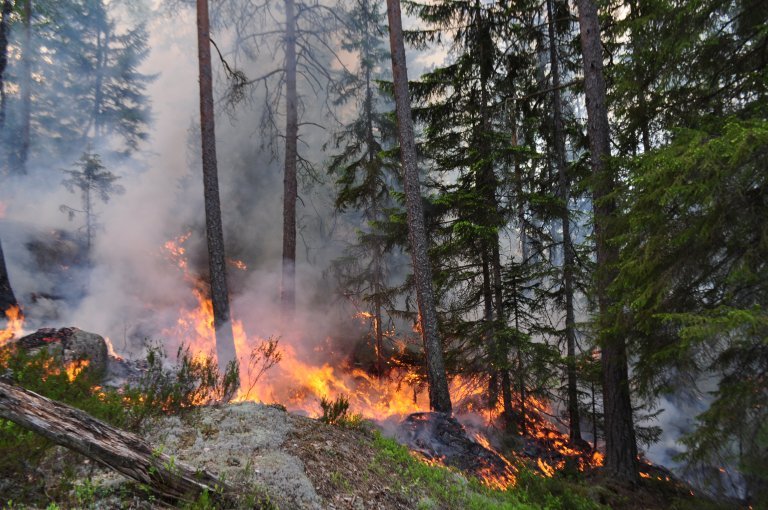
top-left (407, 0), bottom-right (513, 418)
top-left (216, 0), bottom-right (344, 322)
top-left (196, 0), bottom-right (237, 371)
top-left (385, 0), bottom-right (451, 413)
top-left (0, 0), bottom-right (12, 135)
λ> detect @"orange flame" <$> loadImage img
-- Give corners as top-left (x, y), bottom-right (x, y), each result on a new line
top-left (0, 306), bottom-right (24, 345)
top-left (537, 458), bottom-right (556, 478)
top-left (66, 359), bottom-right (90, 382)
top-left (227, 258), bottom-right (248, 270)
top-left (159, 234), bottom-right (603, 484)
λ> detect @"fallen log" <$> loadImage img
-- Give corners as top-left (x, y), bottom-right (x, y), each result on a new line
top-left (0, 377), bottom-right (234, 506)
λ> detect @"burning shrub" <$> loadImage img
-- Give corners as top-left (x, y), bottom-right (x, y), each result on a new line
top-left (239, 337), bottom-right (282, 401)
top-left (128, 343), bottom-right (240, 425)
top-left (319, 394), bottom-right (355, 426)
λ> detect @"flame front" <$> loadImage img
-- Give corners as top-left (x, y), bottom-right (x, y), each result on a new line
top-left (0, 305), bottom-right (24, 345)
top-left (159, 233), bottom-right (603, 488)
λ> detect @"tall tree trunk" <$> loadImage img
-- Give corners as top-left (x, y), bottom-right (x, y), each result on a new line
top-left (0, 3), bottom-right (19, 315)
top-left (17, 0), bottom-right (31, 173)
top-left (0, 0), bottom-right (12, 136)
top-left (0, 238), bottom-right (18, 313)
top-left (280, 0), bottom-right (298, 321)
top-left (385, 0), bottom-right (452, 413)
top-left (196, 0), bottom-right (236, 371)
top-left (547, 0), bottom-right (582, 444)
top-left (576, 0), bottom-right (638, 484)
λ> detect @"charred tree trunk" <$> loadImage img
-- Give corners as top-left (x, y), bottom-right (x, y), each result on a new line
top-left (196, 0), bottom-right (236, 371)
top-left (0, 378), bottom-right (234, 505)
top-left (0, 238), bottom-right (18, 313)
top-left (576, 0), bottom-right (639, 484)
top-left (547, 0), bottom-right (582, 444)
top-left (280, 0), bottom-right (298, 321)
top-left (385, 0), bottom-right (451, 413)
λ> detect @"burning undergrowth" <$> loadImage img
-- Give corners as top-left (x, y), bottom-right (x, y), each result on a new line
top-left (0, 231), bottom-right (607, 494)
top-left (150, 235), bottom-right (608, 491)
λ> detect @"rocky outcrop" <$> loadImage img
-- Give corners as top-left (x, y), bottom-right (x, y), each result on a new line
top-left (13, 327), bottom-right (109, 378)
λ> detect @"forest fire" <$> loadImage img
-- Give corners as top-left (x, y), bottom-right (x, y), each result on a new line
top-left (0, 305), bottom-right (24, 345)
top-left (156, 233), bottom-right (604, 487)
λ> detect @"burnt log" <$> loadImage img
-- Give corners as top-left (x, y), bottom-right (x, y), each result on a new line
top-left (0, 377), bottom-right (234, 505)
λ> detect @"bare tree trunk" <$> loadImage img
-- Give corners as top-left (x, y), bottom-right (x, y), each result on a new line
top-left (196, 0), bottom-right (236, 371)
top-left (0, 4), bottom-right (18, 313)
top-left (0, 238), bottom-right (18, 313)
top-left (17, 0), bottom-right (31, 173)
top-left (0, 0), bottom-right (12, 135)
top-left (0, 378), bottom-right (235, 505)
top-left (385, 0), bottom-right (451, 413)
top-left (280, 0), bottom-right (298, 322)
top-left (575, 0), bottom-right (638, 484)
top-left (547, 0), bottom-right (582, 444)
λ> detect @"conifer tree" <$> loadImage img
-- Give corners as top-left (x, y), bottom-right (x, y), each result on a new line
top-left (328, 0), bottom-right (397, 376)
top-left (217, 0), bottom-right (343, 322)
top-left (385, 0), bottom-right (451, 413)
top-left (60, 149), bottom-right (124, 256)
top-left (196, 0), bottom-right (237, 371)
top-left (575, 0), bottom-right (639, 484)
top-left (2, 0), bottom-right (153, 168)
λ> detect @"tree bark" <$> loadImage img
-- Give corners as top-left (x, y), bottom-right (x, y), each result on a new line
top-left (0, 378), bottom-right (234, 505)
top-left (575, 0), bottom-right (638, 484)
top-left (17, 0), bottom-right (31, 173)
top-left (280, 0), bottom-right (298, 322)
top-left (385, 0), bottom-right (452, 413)
top-left (547, 0), bottom-right (582, 444)
top-left (196, 0), bottom-right (237, 371)
top-left (0, 0), bottom-right (12, 135)
top-left (0, 238), bottom-right (18, 313)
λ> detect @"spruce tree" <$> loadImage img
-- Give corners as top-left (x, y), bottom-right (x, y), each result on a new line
top-left (576, 0), bottom-right (639, 484)
top-left (328, 0), bottom-right (398, 376)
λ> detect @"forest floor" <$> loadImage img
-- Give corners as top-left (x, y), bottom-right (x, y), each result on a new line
top-left (1, 401), bottom-right (743, 510)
